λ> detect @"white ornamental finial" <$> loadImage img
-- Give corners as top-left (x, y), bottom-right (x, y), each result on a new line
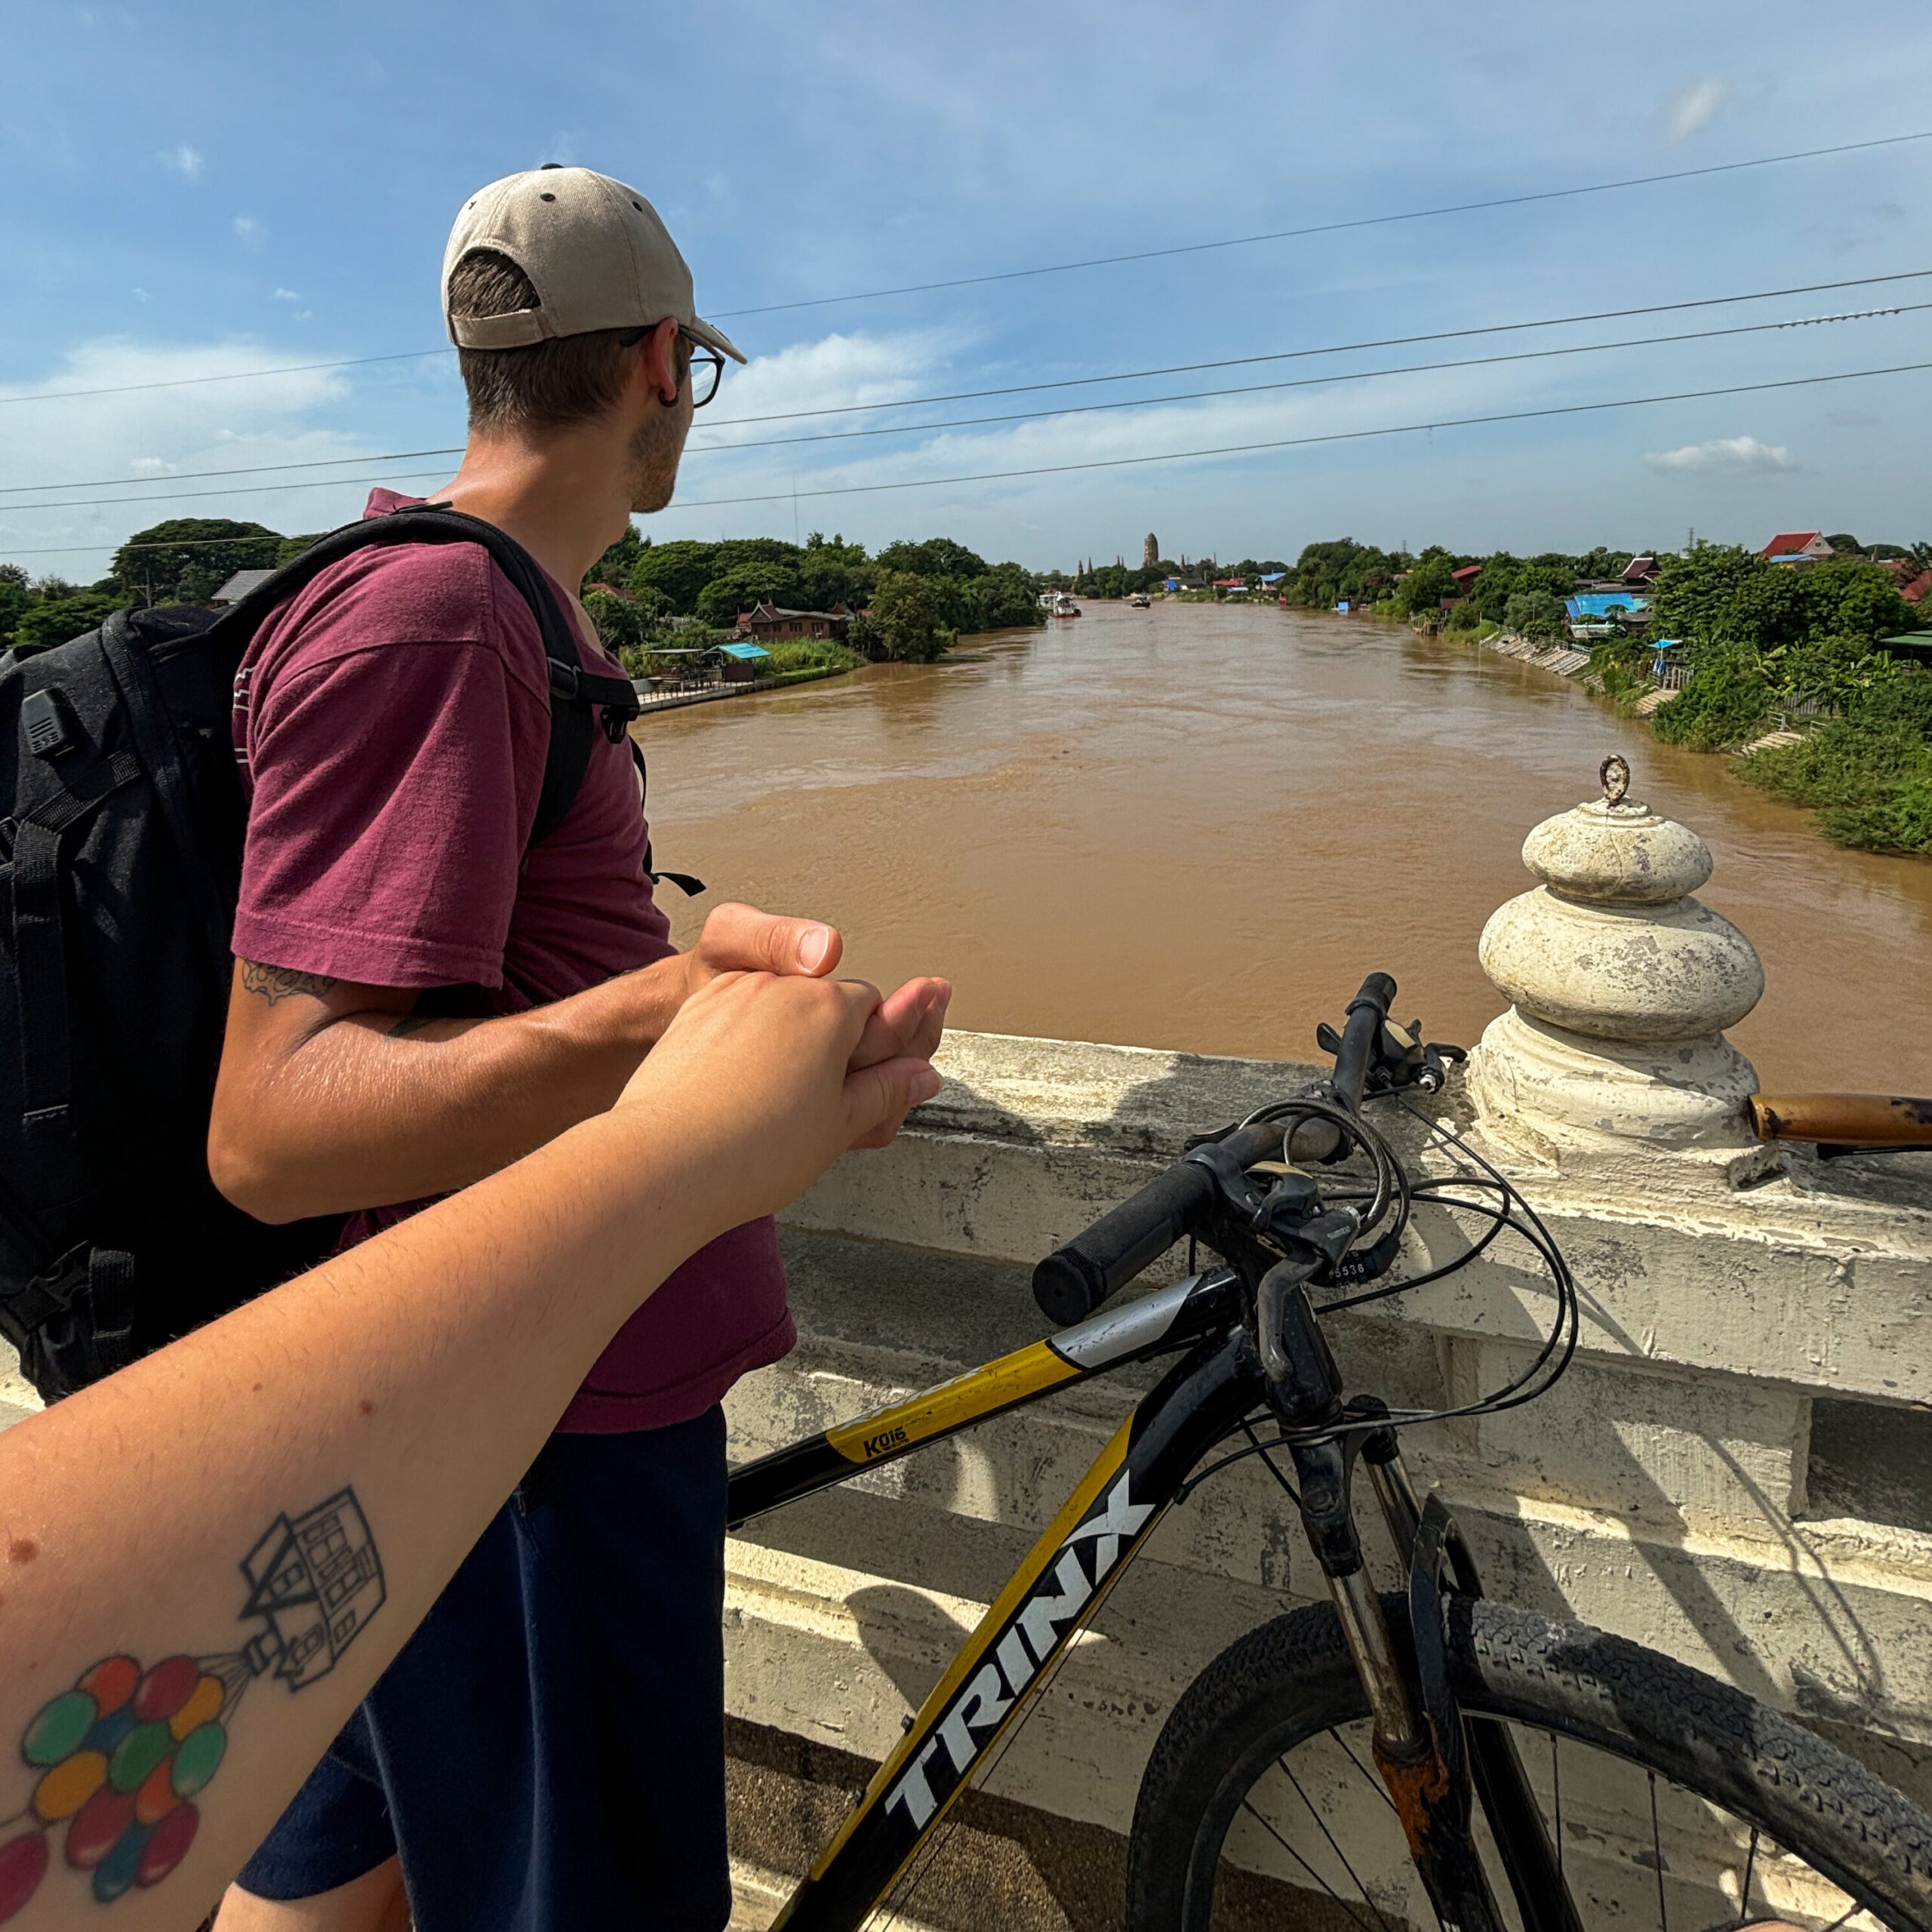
top-left (1466, 761), bottom-right (1764, 1163)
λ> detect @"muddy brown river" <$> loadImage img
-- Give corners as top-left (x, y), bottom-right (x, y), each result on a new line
top-left (641, 601), bottom-right (1932, 1095)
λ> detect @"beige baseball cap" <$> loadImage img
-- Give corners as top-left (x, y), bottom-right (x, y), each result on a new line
top-left (442, 165), bottom-right (746, 365)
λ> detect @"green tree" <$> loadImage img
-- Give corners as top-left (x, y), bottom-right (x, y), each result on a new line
top-left (798, 531), bottom-right (874, 611)
top-left (875, 537), bottom-right (989, 581)
top-left (1644, 545), bottom-right (1769, 643)
top-left (630, 540), bottom-right (723, 614)
top-left (970, 562), bottom-right (1044, 629)
top-left (587, 525), bottom-right (646, 589)
top-left (869, 571), bottom-right (952, 662)
top-left (276, 532), bottom-right (325, 565)
top-left (581, 586), bottom-right (652, 656)
top-left (0, 571), bottom-right (29, 644)
top-left (1395, 550), bottom-right (1459, 619)
top-left (1651, 645), bottom-right (1775, 750)
top-left (110, 518), bottom-right (281, 604)
top-left (1795, 559), bottom-right (1916, 644)
top-left (14, 591), bottom-right (128, 654)
top-left (1503, 590), bottom-right (1565, 641)
top-left (694, 561), bottom-right (804, 629)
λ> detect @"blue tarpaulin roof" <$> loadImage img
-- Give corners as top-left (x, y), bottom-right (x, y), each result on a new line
top-left (1564, 593), bottom-right (1650, 620)
top-left (1260, 571), bottom-right (1286, 584)
top-left (718, 641), bottom-right (772, 660)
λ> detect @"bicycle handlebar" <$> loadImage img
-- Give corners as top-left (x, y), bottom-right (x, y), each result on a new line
top-left (1332, 973), bottom-right (1398, 1112)
top-left (1031, 1161), bottom-right (1219, 1325)
top-left (1750, 1092), bottom-right (1932, 1149)
top-left (1030, 973), bottom-right (1405, 1327)
top-left (1030, 1119), bottom-right (1284, 1325)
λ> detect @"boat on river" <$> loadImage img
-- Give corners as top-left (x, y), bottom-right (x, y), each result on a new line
top-left (1128, 592), bottom-right (1151, 608)
top-left (1049, 592), bottom-right (1081, 618)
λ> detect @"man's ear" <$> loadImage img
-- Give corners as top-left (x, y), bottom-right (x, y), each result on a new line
top-left (639, 317), bottom-right (681, 408)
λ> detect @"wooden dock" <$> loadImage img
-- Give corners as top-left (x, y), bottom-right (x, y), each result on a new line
top-left (631, 666), bottom-right (846, 718)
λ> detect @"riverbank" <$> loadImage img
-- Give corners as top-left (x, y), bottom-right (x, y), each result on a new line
top-left (1447, 620), bottom-right (1932, 857)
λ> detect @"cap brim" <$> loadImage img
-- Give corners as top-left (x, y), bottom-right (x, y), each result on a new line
top-left (686, 315), bottom-right (746, 365)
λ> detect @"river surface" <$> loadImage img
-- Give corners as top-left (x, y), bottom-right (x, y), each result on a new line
top-left (640, 601), bottom-right (1932, 1094)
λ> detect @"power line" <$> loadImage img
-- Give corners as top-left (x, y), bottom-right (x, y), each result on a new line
top-left (706, 131), bottom-right (1932, 319)
top-left (699, 268), bottom-right (1932, 425)
top-left (8, 267), bottom-right (1930, 498)
top-left (0, 349), bottom-right (451, 407)
top-left (5, 131), bottom-right (1928, 408)
top-left (8, 298), bottom-right (1924, 515)
top-left (688, 304), bottom-right (1928, 454)
top-left (0, 445), bottom-right (468, 499)
top-left (647, 359), bottom-right (1932, 511)
top-left (9, 357), bottom-right (1930, 557)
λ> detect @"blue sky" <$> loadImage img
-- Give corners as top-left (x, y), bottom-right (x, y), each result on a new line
top-left (5, 0), bottom-right (1932, 579)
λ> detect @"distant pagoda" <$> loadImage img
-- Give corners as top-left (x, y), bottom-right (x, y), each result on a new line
top-left (1143, 533), bottom-right (1159, 569)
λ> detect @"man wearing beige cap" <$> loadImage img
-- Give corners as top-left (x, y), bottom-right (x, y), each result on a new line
top-left (208, 168), bottom-right (949, 1932)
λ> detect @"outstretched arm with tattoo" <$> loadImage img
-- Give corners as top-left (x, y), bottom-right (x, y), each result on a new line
top-left (1, 970), bottom-right (938, 1929)
top-left (208, 902), bottom-right (951, 1223)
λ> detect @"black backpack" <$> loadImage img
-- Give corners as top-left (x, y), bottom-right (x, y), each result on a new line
top-left (0, 506), bottom-right (666, 1402)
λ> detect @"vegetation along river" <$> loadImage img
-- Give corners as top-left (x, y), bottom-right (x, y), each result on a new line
top-left (642, 600), bottom-right (1932, 1096)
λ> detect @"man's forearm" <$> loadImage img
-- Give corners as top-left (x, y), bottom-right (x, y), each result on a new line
top-left (209, 958), bottom-right (692, 1223)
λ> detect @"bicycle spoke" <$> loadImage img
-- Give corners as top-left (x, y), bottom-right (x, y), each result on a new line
top-left (1738, 1824), bottom-right (1758, 1925)
top-left (1238, 1794), bottom-right (1383, 1932)
top-left (1552, 1731), bottom-right (1564, 1886)
top-left (1649, 1768), bottom-right (1667, 1932)
top-left (1328, 1726), bottom-right (1399, 1818)
top-left (1278, 1757), bottom-right (1397, 1932)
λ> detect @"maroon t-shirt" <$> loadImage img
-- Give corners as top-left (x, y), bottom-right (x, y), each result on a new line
top-left (231, 490), bottom-right (793, 1432)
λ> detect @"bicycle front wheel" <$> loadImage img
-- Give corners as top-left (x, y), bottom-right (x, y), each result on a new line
top-left (1128, 1595), bottom-right (1932, 1932)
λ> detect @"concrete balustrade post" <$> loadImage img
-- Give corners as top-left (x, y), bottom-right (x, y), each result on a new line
top-left (1466, 758), bottom-right (1769, 1174)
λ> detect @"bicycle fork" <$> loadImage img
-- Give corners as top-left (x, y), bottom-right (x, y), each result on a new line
top-left (1265, 1261), bottom-right (1580, 1932)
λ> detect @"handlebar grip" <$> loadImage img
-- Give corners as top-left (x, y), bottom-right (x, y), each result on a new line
top-left (1331, 972), bottom-right (1398, 1111)
top-left (1032, 1160), bottom-right (1219, 1325)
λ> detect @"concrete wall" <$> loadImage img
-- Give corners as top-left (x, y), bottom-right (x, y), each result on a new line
top-left (731, 1028), bottom-right (1932, 1844)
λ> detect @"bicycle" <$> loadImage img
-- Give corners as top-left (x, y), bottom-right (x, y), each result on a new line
top-left (728, 972), bottom-right (1932, 1931)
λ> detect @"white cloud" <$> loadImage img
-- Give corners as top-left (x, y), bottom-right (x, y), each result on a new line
top-left (1661, 75), bottom-right (1730, 143)
top-left (131, 288), bottom-right (149, 303)
top-left (158, 144), bottom-right (203, 180)
top-left (272, 288), bottom-right (302, 303)
top-left (1644, 435), bottom-right (1795, 475)
top-left (0, 339), bottom-right (389, 573)
top-left (233, 216), bottom-right (265, 246)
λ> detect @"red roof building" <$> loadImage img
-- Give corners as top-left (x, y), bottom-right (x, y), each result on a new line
top-left (1451, 563), bottom-right (1483, 586)
top-left (1760, 532), bottom-right (1833, 563)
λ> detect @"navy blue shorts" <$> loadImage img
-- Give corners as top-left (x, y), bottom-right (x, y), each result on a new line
top-left (237, 1410), bottom-right (731, 1932)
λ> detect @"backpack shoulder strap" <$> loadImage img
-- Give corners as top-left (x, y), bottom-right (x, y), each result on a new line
top-left (214, 506), bottom-right (641, 853)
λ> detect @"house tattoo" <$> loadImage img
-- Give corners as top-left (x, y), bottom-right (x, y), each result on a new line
top-left (0, 1489), bottom-right (385, 1918)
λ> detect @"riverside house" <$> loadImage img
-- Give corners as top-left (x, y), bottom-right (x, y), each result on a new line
top-left (736, 601), bottom-right (851, 643)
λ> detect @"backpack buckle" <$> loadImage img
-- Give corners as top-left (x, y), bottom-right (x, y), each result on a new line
top-left (7, 1242), bottom-right (92, 1333)
top-left (22, 690), bottom-right (75, 761)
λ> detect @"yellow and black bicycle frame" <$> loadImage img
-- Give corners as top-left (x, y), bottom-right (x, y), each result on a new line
top-left (724, 1269), bottom-right (1261, 1931)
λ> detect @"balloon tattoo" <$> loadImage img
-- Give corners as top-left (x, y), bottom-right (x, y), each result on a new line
top-left (0, 1490), bottom-right (383, 1920)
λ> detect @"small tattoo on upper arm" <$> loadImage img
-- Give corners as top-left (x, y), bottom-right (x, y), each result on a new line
top-left (384, 1014), bottom-right (436, 1039)
top-left (239, 960), bottom-right (340, 1006)
top-left (1, 1489), bottom-right (384, 1913)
